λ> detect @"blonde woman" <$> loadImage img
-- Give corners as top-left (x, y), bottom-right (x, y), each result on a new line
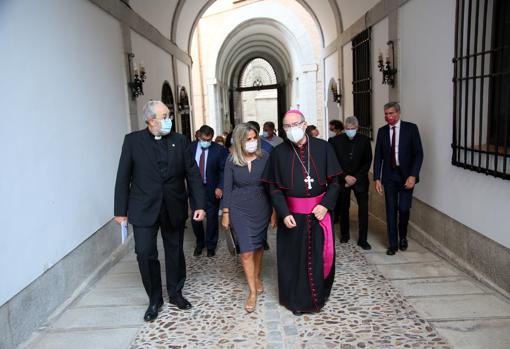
top-left (222, 123), bottom-right (276, 313)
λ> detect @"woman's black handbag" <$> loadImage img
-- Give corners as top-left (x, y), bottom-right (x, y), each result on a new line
top-left (225, 226), bottom-right (240, 256)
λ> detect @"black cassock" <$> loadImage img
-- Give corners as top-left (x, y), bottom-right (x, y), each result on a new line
top-left (262, 137), bottom-right (342, 312)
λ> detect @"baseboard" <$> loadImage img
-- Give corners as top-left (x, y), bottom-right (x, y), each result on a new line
top-left (0, 219), bottom-right (133, 349)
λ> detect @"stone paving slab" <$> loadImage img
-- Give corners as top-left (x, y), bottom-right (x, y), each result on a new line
top-left (365, 251), bottom-right (440, 265)
top-left (130, 237), bottom-right (450, 348)
top-left (27, 328), bottom-right (139, 349)
top-left (49, 306), bottom-right (146, 330)
top-left (391, 277), bottom-right (489, 298)
top-left (74, 286), bottom-right (148, 307)
top-left (408, 294), bottom-right (510, 320)
top-left (376, 261), bottom-right (464, 280)
top-left (432, 319), bottom-right (510, 349)
top-left (94, 272), bottom-right (145, 289)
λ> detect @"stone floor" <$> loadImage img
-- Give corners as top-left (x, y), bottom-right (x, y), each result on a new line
top-left (22, 213), bottom-right (510, 349)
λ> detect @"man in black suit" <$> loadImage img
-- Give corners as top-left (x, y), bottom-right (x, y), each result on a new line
top-left (330, 116), bottom-right (373, 250)
top-left (373, 102), bottom-right (423, 255)
top-left (114, 100), bottom-right (205, 321)
top-left (191, 125), bottom-right (228, 257)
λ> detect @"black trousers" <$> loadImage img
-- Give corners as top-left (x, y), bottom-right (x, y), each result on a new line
top-left (383, 168), bottom-right (413, 249)
top-left (133, 200), bottom-right (186, 304)
top-left (338, 187), bottom-right (369, 243)
top-left (191, 186), bottom-right (220, 250)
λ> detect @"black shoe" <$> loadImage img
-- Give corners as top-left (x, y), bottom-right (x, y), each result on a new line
top-left (357, 241), bottom-right (372, 250)
top-left (193, 246), bottom-right (203, 256)
top-left (169, 295), bottom-right (192, 310)
top-left (399, 238), bottom-right (408, 251)
top-left (263, 240), bottom-right (270, 250)
top-left (340, 236), bottom-right (349, 243)
top-left (143, 299), bottom-right (163, 322)
top-left (292, 310), bottom-right (304, 316)
top-left (386, 247), bottom-right (397, 256)
top-left (207, 249), bottom-right (215, 257)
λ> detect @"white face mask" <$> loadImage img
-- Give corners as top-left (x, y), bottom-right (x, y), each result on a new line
top-left (287, 126), bottom-right (305, 143)
top-left (244, 140), bottom-right (258, 153)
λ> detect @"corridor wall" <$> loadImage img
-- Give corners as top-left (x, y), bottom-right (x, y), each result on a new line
top-left (0, 0), bottom-right (129, 308)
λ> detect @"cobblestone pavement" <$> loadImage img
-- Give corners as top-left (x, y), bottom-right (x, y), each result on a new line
top-left (130, 229), bottom-right (450, 348)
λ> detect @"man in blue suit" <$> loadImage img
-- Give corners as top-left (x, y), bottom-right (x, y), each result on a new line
top-left (191, 125), bottom-right (229, 257)
top-left (373, 102), bottom-right (423, 255)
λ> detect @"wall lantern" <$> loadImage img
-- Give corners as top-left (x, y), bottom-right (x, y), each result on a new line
top-left (331, 79), bottom-right (342, 105)
top-left (127, 53), bottom-right (146, 99)
top-left (377, 41), bottom-right (397, 88)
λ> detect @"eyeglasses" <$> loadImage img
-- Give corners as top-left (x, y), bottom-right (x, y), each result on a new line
top-left (157, 113), bottom-right (174, 120)
top-left (282, 120), bottom-right (304, 130)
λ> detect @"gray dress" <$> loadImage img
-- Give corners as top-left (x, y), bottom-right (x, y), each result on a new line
top-left (222, 152), bottom-right (271, 253)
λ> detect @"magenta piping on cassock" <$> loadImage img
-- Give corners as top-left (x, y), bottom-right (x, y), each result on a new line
top-left (285, 193), bottom-right (334, 279)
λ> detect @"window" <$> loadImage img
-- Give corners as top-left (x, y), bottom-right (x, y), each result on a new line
top-left (352, 28), bottom-right (373, 139)
top-left (452, 0), bottom-right (509, 179)
top-left (239, 58), bottom-right (277, 88)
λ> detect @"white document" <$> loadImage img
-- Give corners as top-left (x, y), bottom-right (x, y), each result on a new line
top-left (121, 221), bottom-right (128, 244)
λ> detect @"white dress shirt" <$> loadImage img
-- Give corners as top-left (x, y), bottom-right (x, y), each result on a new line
top-left (389, 120), bottom-right (401, 166)
top-left (195, 146), bottom-right (209, 183)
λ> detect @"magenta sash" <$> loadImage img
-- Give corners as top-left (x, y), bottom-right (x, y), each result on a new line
top-left (286, 193), bottom-right (333, 279)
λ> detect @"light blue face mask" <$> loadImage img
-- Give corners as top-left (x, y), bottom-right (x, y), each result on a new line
top-left (345, 129), bottom-right (357, 138)
top-left (159, 118), bottom-right (172, 135)
top-left (199, 140), bottom-right (212, 149)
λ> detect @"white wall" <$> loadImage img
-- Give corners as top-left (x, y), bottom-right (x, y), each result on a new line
top-left (400, 0), bottom-right (510, 248)
top-left (0, 0), bottom-right (129, 305)
top-left (336, 0), bottom-right (380, 30)
top-left (371, 17), bottom-right (389, 138)
top-left (130, 0), bottom-right (177, 40)
top-left (130, 30), bottom-right (174, 130)
top-left (324, 51), bottom-right (341, 137)
top-left (342, 42), bottom-right (354, 117)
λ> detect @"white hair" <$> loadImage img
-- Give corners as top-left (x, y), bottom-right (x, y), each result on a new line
top-left (344, 116), bottom-right (359, 127)
top-left (142, 100), bottom-right (168, 123)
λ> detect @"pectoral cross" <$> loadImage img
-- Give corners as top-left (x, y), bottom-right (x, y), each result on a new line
top-left (304, 175), bottom-right (314, 189)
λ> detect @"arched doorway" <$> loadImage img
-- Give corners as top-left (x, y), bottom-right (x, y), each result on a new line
top-left (161, 81), bottom-right (176, 133)
top-left (228, 57), bottom-right (287, 133)
top-left (178, 87), bottom-right (192, 140)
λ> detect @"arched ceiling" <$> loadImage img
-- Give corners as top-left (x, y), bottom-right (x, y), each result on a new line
top-left (214, 18), bottom-right (305, 88)
top-left (172, 0), bottom-right (342, 54)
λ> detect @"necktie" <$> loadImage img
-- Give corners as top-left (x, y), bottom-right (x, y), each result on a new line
top-left (199, 149), bottom-right (206, 183)
top-left (391, 126), bottom-right (397, 168)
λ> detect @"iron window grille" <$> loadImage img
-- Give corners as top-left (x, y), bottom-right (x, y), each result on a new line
top-left (452, 0), bottom-right (509, 179)
top-left (352, 28), bottom-right (373, 139)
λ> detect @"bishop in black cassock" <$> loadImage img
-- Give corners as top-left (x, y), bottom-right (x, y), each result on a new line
top-left (262, 110), bottom-right (342, 315)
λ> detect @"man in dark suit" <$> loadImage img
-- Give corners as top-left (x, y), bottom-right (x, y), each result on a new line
top-left (330, 116), bottom-right (373, 250)
top-left (114, 101), bottom-right (205, 322)
top-left (373, 102), bottom-right (424, 255)
top-left (191, 125), bottom-right (228, 257)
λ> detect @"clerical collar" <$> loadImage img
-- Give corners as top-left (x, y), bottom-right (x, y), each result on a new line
top-left (146, 128), bottom-right (166, 140)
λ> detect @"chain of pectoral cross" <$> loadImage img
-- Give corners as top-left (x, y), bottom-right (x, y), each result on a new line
top-left (291, 137), bottom-right (314, 190)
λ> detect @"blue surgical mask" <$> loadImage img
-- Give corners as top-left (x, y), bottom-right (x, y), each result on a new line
top-left (159, 119), bottom-right (172, 135)
top-left (345, 129), bottom-right (357, 139)
top-left (199, 140), bottom-right (211, 149)
top-left (262, 131), bottom-right (269, 138)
